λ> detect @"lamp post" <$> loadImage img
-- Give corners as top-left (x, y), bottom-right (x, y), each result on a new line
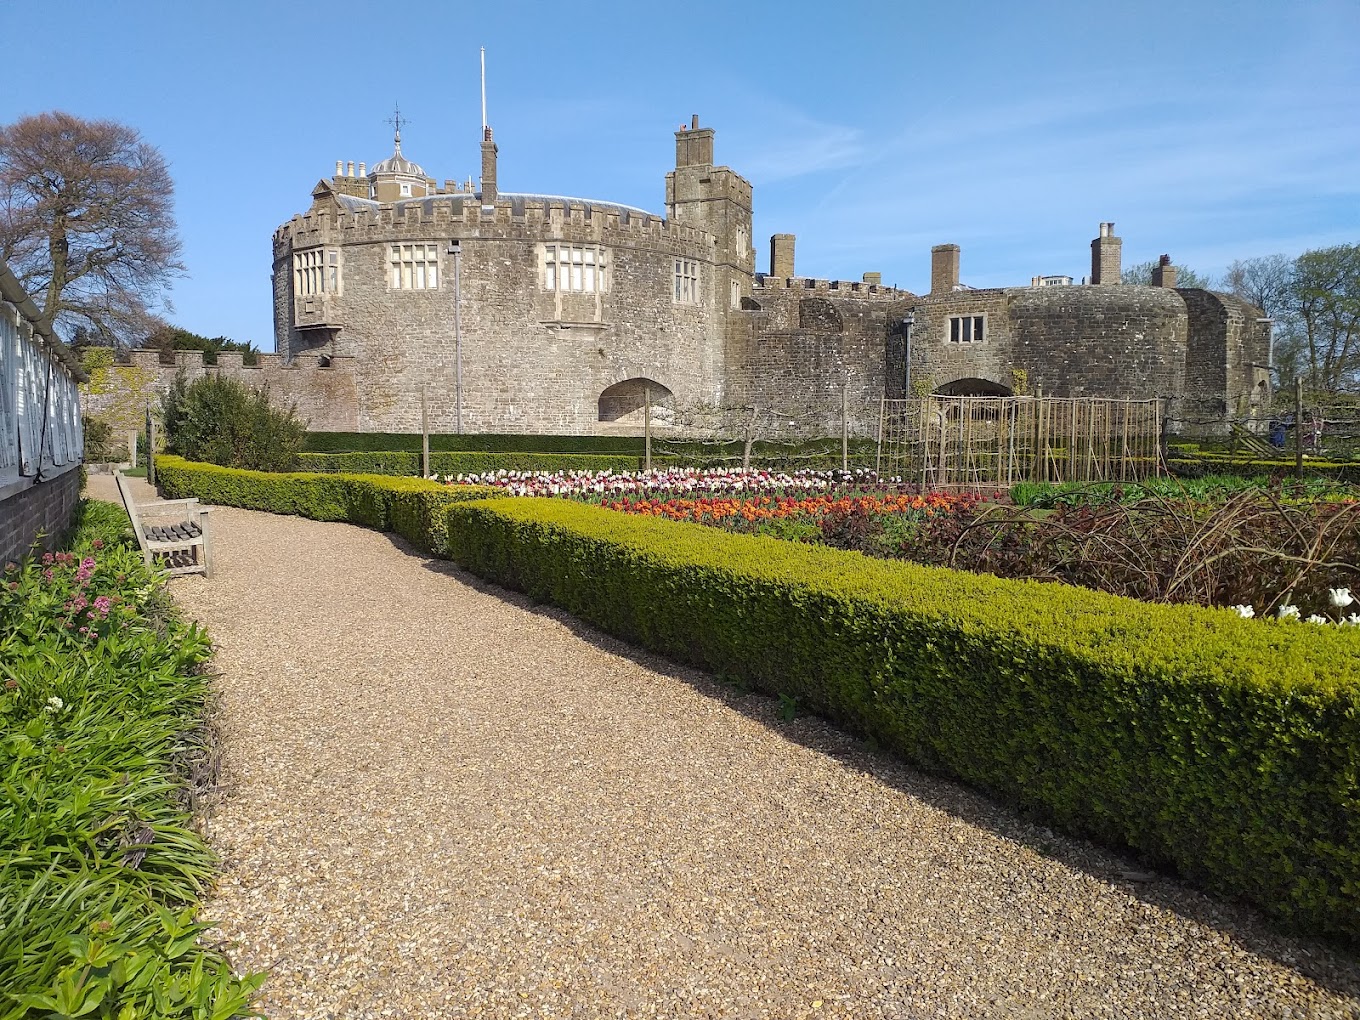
top-left (449, 240), bottom-right (463, 434)
top-left (901, 313), bottom-right (915, 398)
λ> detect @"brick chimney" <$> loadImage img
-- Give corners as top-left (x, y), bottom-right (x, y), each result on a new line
top-left (675, 113), bottom-right (715, 168)
top-left (1151, 253), bottom-right (1178, 288)
top-left (480, 126), bottom-right (498, 206)
top-left (770, 234), bottom-right (796, 278)
top-left (1090, 222), bottom-right (1122, 285)
top-left (931, 244), bottom-right (960, 295)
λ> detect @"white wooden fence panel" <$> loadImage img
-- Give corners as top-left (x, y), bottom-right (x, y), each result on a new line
top-left (0, 308), bottom-right (18, 480)
top-left (0, 296), bottom-right (83, 487)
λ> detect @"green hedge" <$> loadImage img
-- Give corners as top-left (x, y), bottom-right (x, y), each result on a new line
top-left (304, 432), bottom-right (648, 454)
top-left (296, 451), bottom-right (663, 476)
top-left (302, 431), bottom-right (880, 469)
top-left (1168, 452), bottom-right (1360, 484)
top-left (443, 498), bottom-right (1360, 940)
top-left (154, 456), bottom-right (501, 556)
top-left (153, 458), bottom-right (1360, 938)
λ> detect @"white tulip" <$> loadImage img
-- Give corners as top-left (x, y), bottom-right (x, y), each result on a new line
top-left (1230, 604), bottom-right (1255, 619)
top-left (1277, 604), bottom-right (1301, 621)
top-left (1329, 588), bottom-right (1355, 609)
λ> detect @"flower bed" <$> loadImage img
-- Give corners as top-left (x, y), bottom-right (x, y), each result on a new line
top-left (0, 500), bottom-right (263, 1018)
top-left (446, 466), bottom-right (892, 499)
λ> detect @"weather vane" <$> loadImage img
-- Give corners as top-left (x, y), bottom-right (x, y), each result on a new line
top-left (385, 105), bottom-right (410, 149)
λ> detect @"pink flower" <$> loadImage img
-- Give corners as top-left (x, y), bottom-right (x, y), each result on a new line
top-left (91, 539), bottom-right (104, 550)
top-left (92, 596), bottom-right (112, 616)
top-left (41, 553), bottom-right (54, 566)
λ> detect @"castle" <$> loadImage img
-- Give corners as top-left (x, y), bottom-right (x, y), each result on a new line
top-left (92, 115), bottom-right (1274, 439)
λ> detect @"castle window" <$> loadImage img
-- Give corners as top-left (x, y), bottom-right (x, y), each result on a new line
top-left (949, 315), bottom-right (985, 343)
top-left (544, 245), bottom-right (607, 293)
top-left (400, 183), bottom-right (412, 197)
top-left (294, 248), bottom-right (339, 297)
top-left (674, 259), bottom-right (699, 305)
top-left (390, 243), bottom-right (439, 290)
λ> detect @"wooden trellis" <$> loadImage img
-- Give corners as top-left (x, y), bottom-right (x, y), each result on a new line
top-left (876, 395), bottom-right (1163, 488)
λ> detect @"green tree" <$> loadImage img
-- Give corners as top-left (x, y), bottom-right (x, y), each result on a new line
top-left (144, 322), bottom-right (258, 365)
top-left (162, 374), bottom-right (304, 472)
top-left (1292, 243), bottom-right (1360, 394)
top-left (0, 111), bottom-right (183, 347)
top-left (1121, 259), bottom-right (1213, 288)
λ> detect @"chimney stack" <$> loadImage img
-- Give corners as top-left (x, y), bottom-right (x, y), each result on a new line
top-left (480, 126), bottom-right (498, 205)
top-left (862, 272), bottom-right (882, 286)
top-left (931, 244), bottom-right (961, 295)
top-left (346, 161), bottom-right (355, 177)
top-left (1090, 222), bottom-right (1122, 285)
top-left (1151, 253), bottom-right (1178, 288)
top-left (358, 162), bottom-right (366, 177)
top-left (770, 234), bottom-right (796, 278)
top-left (336, 160), bottom-right (344, 177)
top-left (675, 114), bottom-right (715, 168)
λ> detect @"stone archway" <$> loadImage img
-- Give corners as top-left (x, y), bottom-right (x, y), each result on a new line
top-left (935, 377), bottom-right (1014, 397)
top-left (597, 377), bottom-right (674, 424)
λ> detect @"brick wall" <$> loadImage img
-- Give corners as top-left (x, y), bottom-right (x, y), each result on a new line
top-left (0, 466), bottom-right (82, 566)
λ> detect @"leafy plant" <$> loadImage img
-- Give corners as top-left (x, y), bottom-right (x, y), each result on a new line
top-left (162, 373), bottom-right (305, 472)
top-left (0, 502), bottom-right (264, 1018)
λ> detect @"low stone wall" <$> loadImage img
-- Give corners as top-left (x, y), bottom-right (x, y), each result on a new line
top-left (0, 465), bottom-right (83, 566)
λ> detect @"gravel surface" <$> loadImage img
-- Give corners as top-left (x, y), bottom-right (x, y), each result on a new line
top-left (89, 479), bottom-right (1360, 1018)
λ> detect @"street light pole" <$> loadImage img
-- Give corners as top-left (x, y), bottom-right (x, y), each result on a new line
top-left (902, 313), bottom-right (915, 398)
top-left (451, 241), bottom-right (463, 434)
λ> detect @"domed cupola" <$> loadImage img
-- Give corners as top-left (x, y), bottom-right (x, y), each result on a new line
top-left (368, 119), bottom-right (432, 202)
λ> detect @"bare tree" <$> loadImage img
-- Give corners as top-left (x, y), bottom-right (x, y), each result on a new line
top-left (0, 111), bottom-right (184, 347)
top-left (1222, 254), bottom-right (1294, 320)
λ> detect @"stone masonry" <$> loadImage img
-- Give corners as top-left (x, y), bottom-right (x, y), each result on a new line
top-left (87, 119), bottom-right (1271, 438)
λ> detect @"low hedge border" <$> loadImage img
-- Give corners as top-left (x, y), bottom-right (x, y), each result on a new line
top-left (295, 451), bottom-right (667, 476)
top-left (443, 498), bottom-right (1360, 940)
top-left (153, 458), bottom-right (1360, 939)
top-left (155, 456), bottom-right (501, 556)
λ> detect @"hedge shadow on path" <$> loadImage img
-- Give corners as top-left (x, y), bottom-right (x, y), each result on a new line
top-left (405, 545), bottom-right (1360, 1002)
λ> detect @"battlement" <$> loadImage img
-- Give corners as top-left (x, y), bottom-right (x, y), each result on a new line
top-left (753, 275), bottom-right (907, 299)
top-left (120, 350), bottom-right (355, 374)
top-left (276, 193), bottom-right (715, 255)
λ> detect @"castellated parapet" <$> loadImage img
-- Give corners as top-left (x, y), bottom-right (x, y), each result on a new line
top-left (88, 118), bottom-right (1269, 442)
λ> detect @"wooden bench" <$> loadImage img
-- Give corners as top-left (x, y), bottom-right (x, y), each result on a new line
top-left (115, 472), bottom-right (214, 577)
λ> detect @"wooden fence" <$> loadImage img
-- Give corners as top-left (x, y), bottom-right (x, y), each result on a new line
top-left (876, 395), bottom-right (1163, 488)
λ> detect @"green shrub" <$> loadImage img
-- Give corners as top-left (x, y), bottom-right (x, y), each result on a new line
top-left (296, 451), bottom-right (662, 476)
top-left (443, 497), bottom-right (1360, 940)
top-left (162, 373), bottom-right (305, 472)
top-left (80, 416), bottom-right (120, 463)
top-left (0, 504), bottom-right (264, 1017)
top-left (154, 456), bottom-right (500, 556)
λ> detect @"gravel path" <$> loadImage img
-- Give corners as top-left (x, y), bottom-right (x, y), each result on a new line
top-left (91, 480), bottom-right (1360, 1018)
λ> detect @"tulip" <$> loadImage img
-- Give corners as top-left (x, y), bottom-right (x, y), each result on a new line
top-left (1329, 588), bottom-right (1355, 609)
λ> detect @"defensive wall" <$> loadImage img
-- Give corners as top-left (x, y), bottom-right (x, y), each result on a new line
top-left (81, 351), bottom-right (360, 436)
top-left (82, 117), bottom-right (1272, 442)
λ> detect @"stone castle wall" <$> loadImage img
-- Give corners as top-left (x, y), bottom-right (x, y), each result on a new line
top-left (82, 351), bottom-right (360, 435)
top-left (274, 193), bottom-right (725, 433)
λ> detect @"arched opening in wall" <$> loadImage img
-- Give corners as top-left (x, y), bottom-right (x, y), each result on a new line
top-left (598, 378), bottom-right (675, 424)
top-left (799, 297), bottom-right (843, 332)
top-left (935, 377), bottom-right (1014, 397)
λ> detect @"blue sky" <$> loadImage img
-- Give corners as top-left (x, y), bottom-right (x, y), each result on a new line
top-left (3, 0), bottom-right (1357, 350)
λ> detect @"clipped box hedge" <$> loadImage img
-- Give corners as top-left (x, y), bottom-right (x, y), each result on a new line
top-left (295, 450), bottom-right (666, 477)
top-left (443, 497), bottom-right (1360, 940)
top-left (155, 456), bottom-right (500, 555)
top-left (153, 457), bottom-right (1360, 938)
